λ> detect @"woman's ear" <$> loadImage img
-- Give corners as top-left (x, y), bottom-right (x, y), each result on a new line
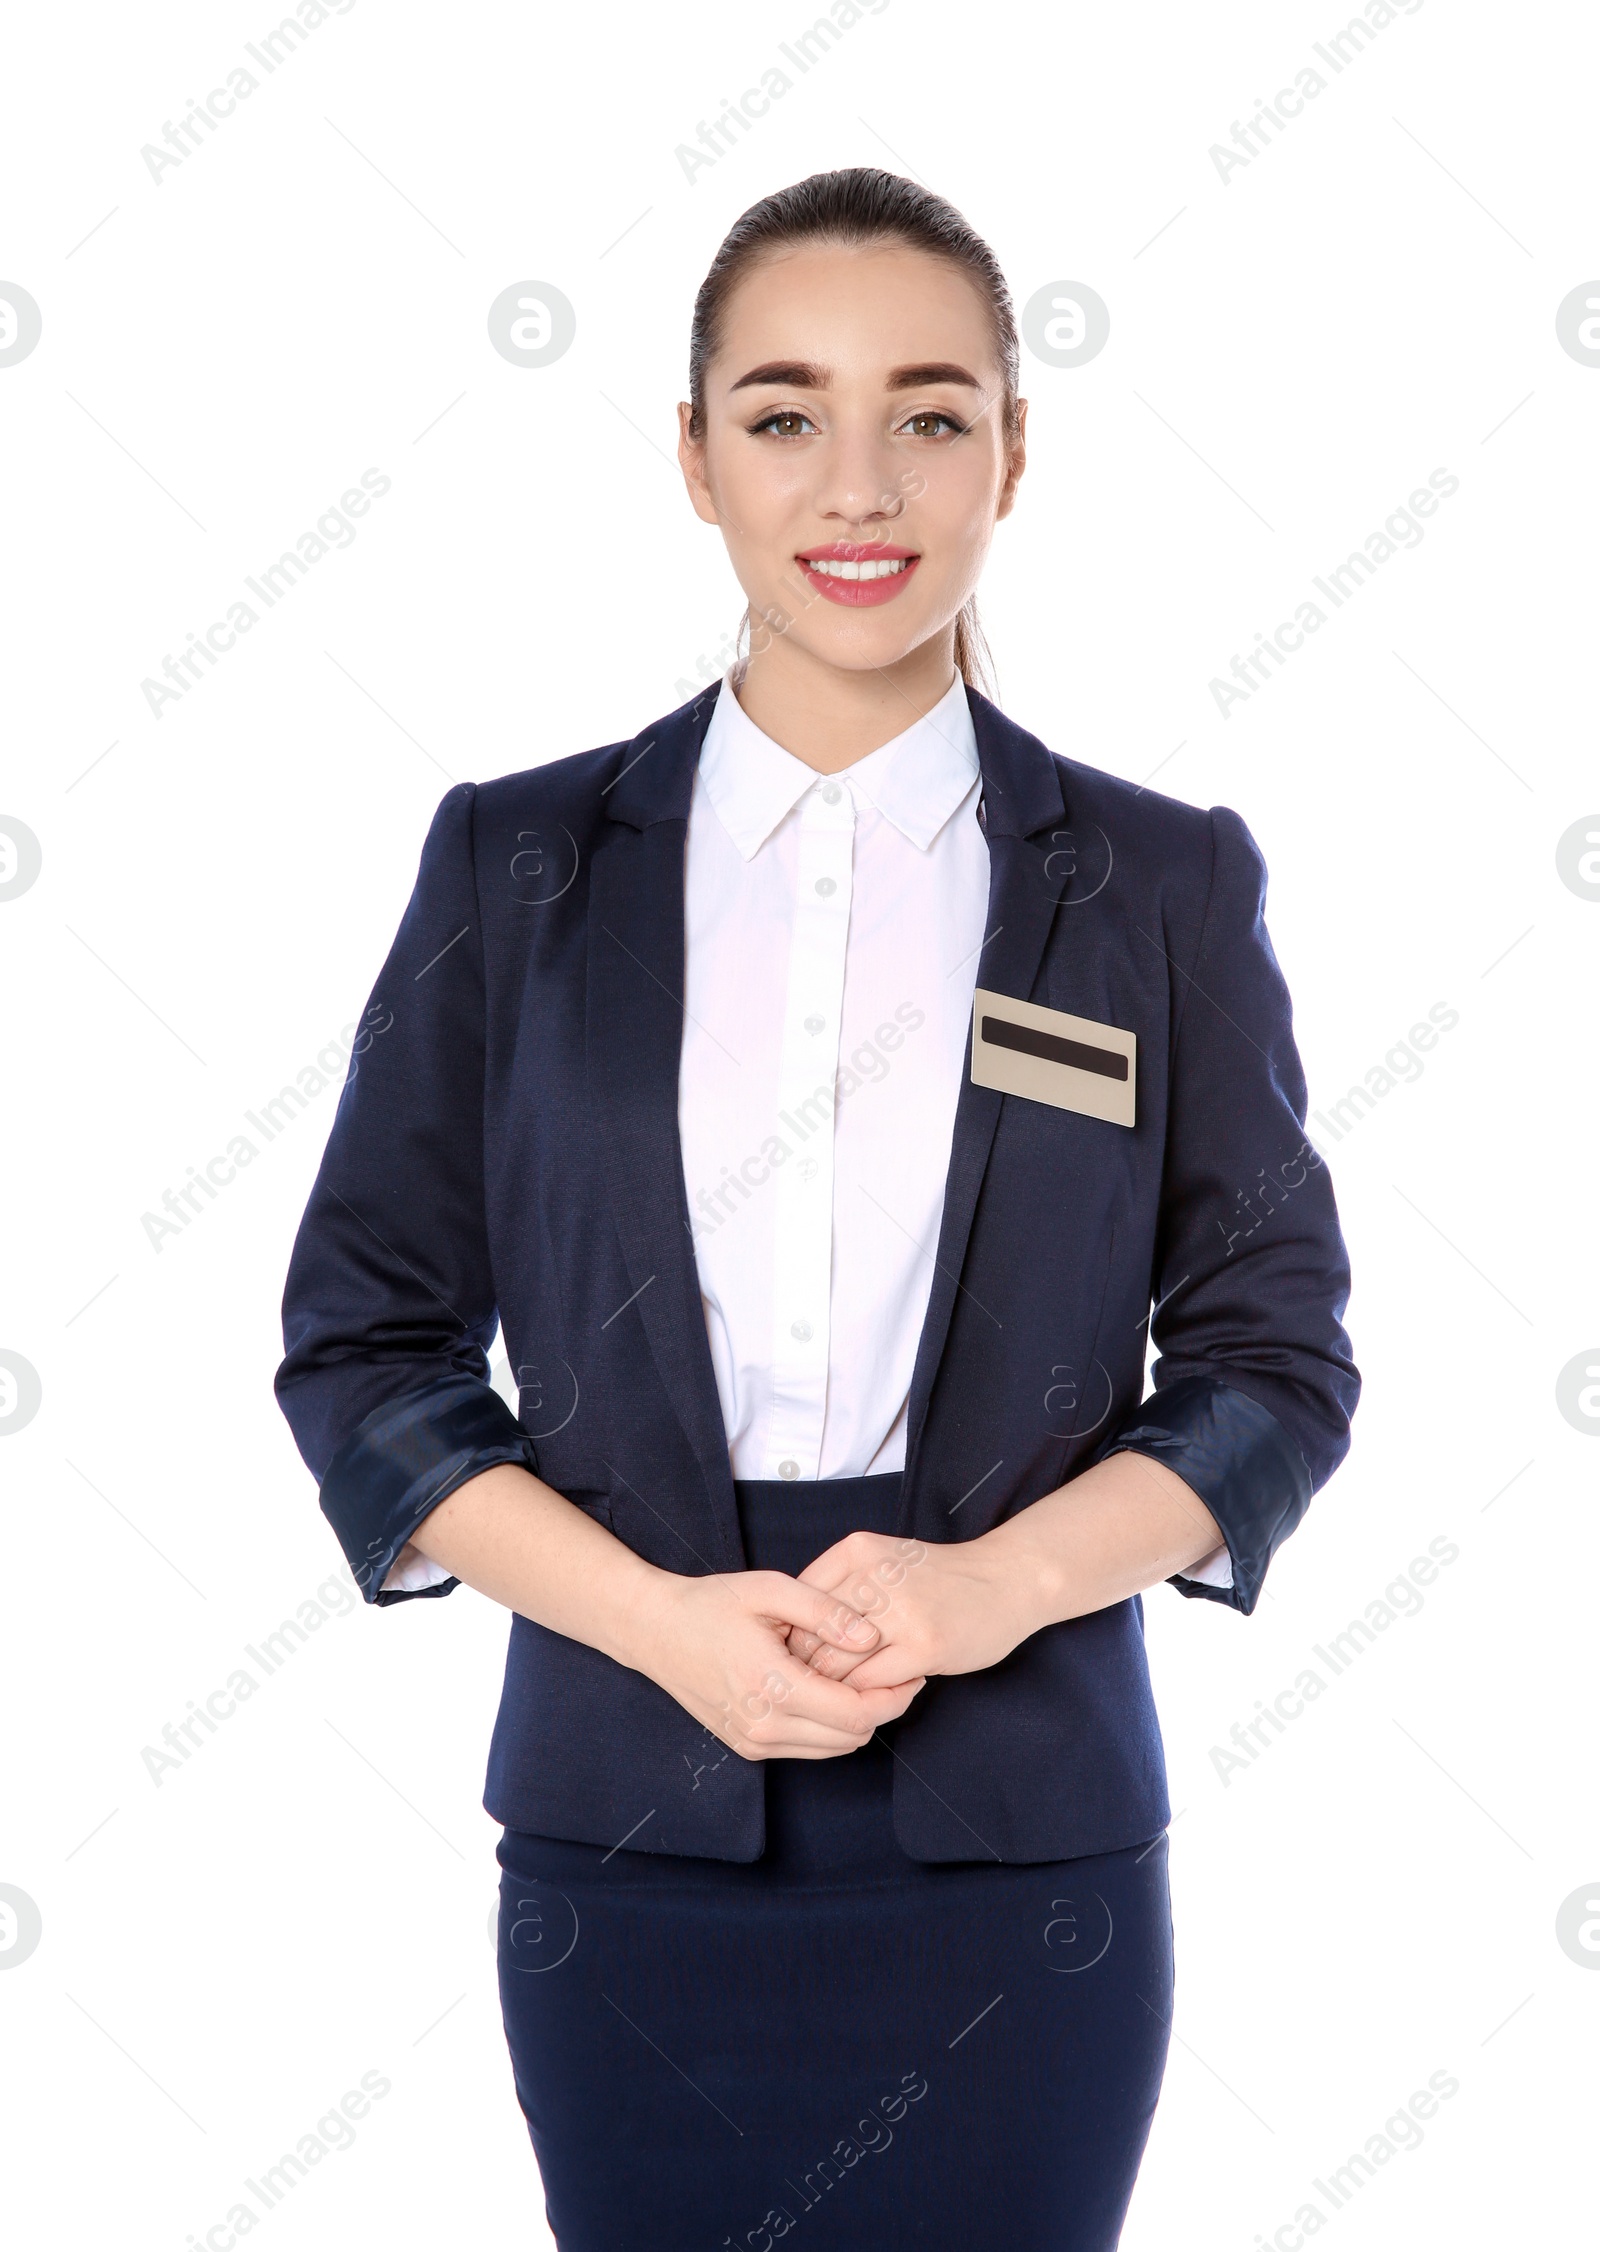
top-left (677, 400), bottom-right (722, 527)
top-left (996, 396), bottom-right (1027, 523)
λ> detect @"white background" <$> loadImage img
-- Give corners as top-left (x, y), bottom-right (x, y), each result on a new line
top-left (2, 1), bottom-right (1596, 2245)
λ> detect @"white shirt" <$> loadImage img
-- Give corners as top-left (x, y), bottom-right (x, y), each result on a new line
top-left (381, 669), bottom-right (1232, 1590)
top-left (679, 666), bottom-right (989, 1482)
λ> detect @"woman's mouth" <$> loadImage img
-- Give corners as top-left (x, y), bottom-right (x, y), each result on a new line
top-left (794, 545), bottom-right (921, 607)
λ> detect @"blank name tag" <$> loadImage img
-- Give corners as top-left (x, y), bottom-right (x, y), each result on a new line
top-left (970, 987), bottom-right (1136, 1128)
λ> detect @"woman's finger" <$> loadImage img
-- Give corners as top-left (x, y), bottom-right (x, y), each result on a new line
top-left (791, 1538), bottom-right (856, 1585)
top-left (797, 1638), bottom-right (871, 1682)
top-left (742, 1569), bottom-right (880, 1651)
top-left (822, 1651), bottom-right (930, 1694)
top-left (729, 1712), bottom-right (881, 1756)
top-left (755, 1651), bottom-right (923, 1738)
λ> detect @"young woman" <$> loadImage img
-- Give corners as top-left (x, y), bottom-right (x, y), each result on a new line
top-left (276, 169), bottom-right (1359, 2252)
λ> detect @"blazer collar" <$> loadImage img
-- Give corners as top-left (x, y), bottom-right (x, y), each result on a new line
top-left (965, 682), bottom-right (1066, 839)
top-left (601, 684), bottom-right (717, 829)
top-left (604, 676), bottom-right (1065, 841)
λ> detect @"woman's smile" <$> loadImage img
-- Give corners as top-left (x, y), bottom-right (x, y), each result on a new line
top-left (794, 539), bottom-right (921, 604)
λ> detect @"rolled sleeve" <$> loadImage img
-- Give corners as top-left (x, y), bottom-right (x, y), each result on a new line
top-left (274, 783), bottom-right (530, 1604)
top-left (1099, 806), bottom-right (1360, 1614)
top-left (1099, 1373), bottom-right (1312, 1613)
top-left (321, 1373), bottom-right (535, 1605)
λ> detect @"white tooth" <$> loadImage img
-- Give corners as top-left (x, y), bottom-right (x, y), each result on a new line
top-left (806, 555), bottom-right (910, 578)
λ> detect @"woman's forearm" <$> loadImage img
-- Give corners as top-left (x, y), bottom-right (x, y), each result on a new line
top-left (403, 1461), bottom-right (669, 1668)
top-left (781, 1449), bottom-right (1230, 1691)
top-left (981, 1450), bottom-right (1226, 1638)
top-left (402, 1461), bottom-right (922, 1756)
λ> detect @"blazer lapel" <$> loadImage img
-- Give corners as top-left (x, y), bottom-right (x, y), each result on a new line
top-left (585, 681), bottom-right (1103, 1556)
top-left (900, 689), bottom-right (1098, 1499)
top-left (585, 689), bottom-right (746, 1571)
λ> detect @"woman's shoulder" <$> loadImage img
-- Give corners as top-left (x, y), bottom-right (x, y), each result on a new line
top-left (1025, 725), bottom-right (1242, 904)
top-left (469, 735), bottom-right (641, 828)
top-left (462, 691), bottom-right (710, 845)
top-left (972, 691), bottom-right (1229, 884)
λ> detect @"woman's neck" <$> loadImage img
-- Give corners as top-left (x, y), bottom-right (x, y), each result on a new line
top-left (732, 630), bottom-right (962, 773)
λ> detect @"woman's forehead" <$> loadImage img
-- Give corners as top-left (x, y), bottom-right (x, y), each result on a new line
top-left (710, 246), bottom-right (1000, 378)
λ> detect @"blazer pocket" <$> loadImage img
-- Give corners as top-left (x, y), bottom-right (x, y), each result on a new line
top-left (556, 1484), bottom-right (614, 1530)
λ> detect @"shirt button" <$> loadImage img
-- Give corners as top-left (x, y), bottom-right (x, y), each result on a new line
top-left (790, 1319), bottom-right (813, 1343)
top-left (820, 783), bottom-right (843, 805)
top-left (778, 1459), bottom-right (799, 1480)
top-left (813, 876), bottom-right (837, 897)
top-left (798, 1157), bottom-right (819, 1181)
top-left (803, 1014), bottom-right (825, 1034)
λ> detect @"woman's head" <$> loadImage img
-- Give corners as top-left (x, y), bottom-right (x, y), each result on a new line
top-left (677, 168), bottom-right (1025, 698)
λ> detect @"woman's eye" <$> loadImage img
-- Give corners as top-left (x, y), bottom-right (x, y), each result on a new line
top-left (899, 410), bottom-right (965, 439)
top-left (749, 410), bottom-right (817, 438)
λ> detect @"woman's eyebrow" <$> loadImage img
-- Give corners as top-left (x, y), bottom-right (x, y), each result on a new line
top-left (886, 362), bottom-right (982, 391)
top-left (728, 360), bottom-right (826, 392)
top-left (727, 359), bottom-right (983, 393)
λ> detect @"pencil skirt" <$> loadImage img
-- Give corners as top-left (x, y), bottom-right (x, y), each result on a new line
top-left (495, 1475), bottom-right (1174, 2252)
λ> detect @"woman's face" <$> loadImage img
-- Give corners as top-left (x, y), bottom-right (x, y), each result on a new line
top-left (678, 239), bottom-right (1025, 678)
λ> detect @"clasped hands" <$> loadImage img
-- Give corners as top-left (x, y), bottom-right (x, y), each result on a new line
top-left (635, 1527), bottom-right (1043, 1764)
top-left (783, 1527), bottom-right (1038, 1689)
top-left (630, 1458), bottom-right (1219, 1762)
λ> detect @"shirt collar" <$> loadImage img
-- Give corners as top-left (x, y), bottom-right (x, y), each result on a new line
top-left (697, 666), bottom-right (980, 861)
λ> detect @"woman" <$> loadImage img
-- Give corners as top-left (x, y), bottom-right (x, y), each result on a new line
top-left (276, 169), bottom-right (1359, 2251)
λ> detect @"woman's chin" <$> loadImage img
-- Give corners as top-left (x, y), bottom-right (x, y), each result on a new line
top-left (750, 610), bottom-right (949, 677)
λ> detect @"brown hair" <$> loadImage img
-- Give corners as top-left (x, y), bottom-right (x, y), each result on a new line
top-left (687, 166), bottom-right (1020, 698)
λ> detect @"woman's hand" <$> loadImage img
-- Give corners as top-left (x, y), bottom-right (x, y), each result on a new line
top-left (785, 1453), bottom-right (1227, 1690)
top-left (627, 1567), bottom-right (928, 1758)
top-left (782, 1532), bottom-right (1039, 1691)
top-left (400, 1465), bottom-right (926, 1758)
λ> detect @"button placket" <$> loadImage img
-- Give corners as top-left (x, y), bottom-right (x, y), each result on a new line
top-left (765, 778), bottom-right (853, 1480)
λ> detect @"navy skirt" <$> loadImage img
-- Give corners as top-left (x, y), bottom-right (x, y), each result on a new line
top-left (496, 1476), bottom-right (1174, 2251)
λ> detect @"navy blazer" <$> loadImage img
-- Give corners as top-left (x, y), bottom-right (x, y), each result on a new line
top-left (274, 683), bottom-right (1359, 1863)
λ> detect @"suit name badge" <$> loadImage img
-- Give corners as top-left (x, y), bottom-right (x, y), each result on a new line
top-left (969, 987), bottom-right (1136, 1128)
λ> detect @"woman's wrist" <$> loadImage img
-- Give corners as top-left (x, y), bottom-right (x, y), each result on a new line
top-left (968, 1452), bottom-right (1225, 1637)
top-left (968, 1517), bottom-right (1073, 1645)
top-left (580, 1549), bottom-right (682, 1675)
top-left (409, 1461), bottom-right (682, 1669)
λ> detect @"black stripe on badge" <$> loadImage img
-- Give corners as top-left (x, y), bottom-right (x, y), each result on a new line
top-left (979, 1013), bottom-right (1129, 1082)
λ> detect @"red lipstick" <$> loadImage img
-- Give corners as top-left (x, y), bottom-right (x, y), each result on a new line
top-left (793, 540), bottom-right (921, 607)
